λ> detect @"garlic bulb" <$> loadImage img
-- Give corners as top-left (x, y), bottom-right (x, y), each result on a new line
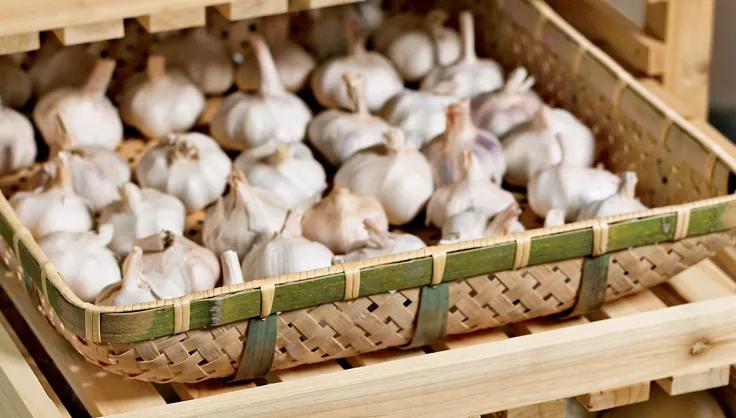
top-left (485, 204), bottom-right (525, 237)
top-left (307, 1), bottom-right (385, 60)
top-left (10, 156), bottom-right (92, 238)
top-left (423, 100), bottom-right (506, 186)
top-left (373, 13), bottom-right (423, 53)
top-left (302, 187), bottom-right (389, 254)
top-left (136, 132), bottom-right (231, 212)
top-left (577, 171), bottom-right (647, 220)
top-left (528, 139), bottom-right (620, 221)
top-left (544, 208), bottom-right (566, 228)
top-left (426, 152), bottom-right (516, 229)
top-left (99, 182), bottom-right (186, 257)
top-left (202, 170), bottom-right (288, 260)
top-left (308, 72), bottom-right (391, 165)
top-left (471, 67), bottom-right (543, 138)
top-left (154, 28), bottom-right (233, 95)
top-left (120, 55), bottom-right (205, 139)
top-left (421, 11), bottom-right (504, 98)
top-left (33, 59), bottom-right (122, 150)
top-left (440, 203), bottom-right (524, 244)
top-left (0, 99), bottom-right (36, 175)
top-left (335, 129), bottom-right (433, 225)
top-left (335, 220), bottom-right (426, 263)
top-left (98, 232), bottom-right (220, 305)
top-left (242, 211), bottom-right (333, 281)
top-left (234, 143), bottom-right (327, 210)
top-left (236, 15), bottom-right (316, 92)
top-left (311, 21), bottom-right (402, 111)
top-left (381, 84), bottom-right (460, 148)
top-left (211, 33), bottom-right (311, 151)
top-left (221, 251), bottom-right (245, 286)
top-left (386, 10), bottom-right (461, 82)
top-left (0, 57), bottom-right (32, 108)
top-left (29, 44), bottom-right (99, 97)
top-left (39, 225), bottom-right (121, 302)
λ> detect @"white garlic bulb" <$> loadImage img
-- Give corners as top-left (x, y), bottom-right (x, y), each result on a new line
top-left (99, 182), bottom-right (186, 257)
top-left (423, 100), bottom-right (506, 186)
top-left (211, 33), bottom-right (311, 151)
top-left (335, 220), bottom-right (426, 263)
top-left (386, 10), bottom-right (461, 82)
top-left (234, 143), bottom-right (327, 210)
top-left (38, 224), bottom-right (121, 302)
top-left (154, 28), bottom-right (234, 95)
top-left (544, 208), bottom-right (566, 228)
top-left (577, 171), bottom-right (647, 220)
top-left (373, 13), bottom-right (422, 53)
top-left (33, 59), bottom-right (122, 150)
top-left (421, 11), bottom-right (504, 98)
top-left (10, 156), bottom-right (92, 238)
top-left (202, 170), bottom-right (288, 260)
top-left (29, 44), bottom-right (99, 98)
top-left (311, 21), bottom-right (402, 111)
top-left (120, 55), bottom-right (205, 139)
top-left (440, 203), bottom-right (524, 244)
top-left (381, 84), bottom-right (460, 148)
top-left (136, 132), bottom-right (231, 212)
top-left (308, 72), bottom-right (391, 165)
top-left (426, 152), bottom-right (516, 229)
top-left (303, 187), bottom-right (389, 254)
top-left (335, 129), bottom-right (433, 225)
top-left (221, 251), bottom-right (245, 286)
top-left (471, 67), bottom-right (543, 138)
top-left (0, 99), bottom-right (36, 176)
top-left (528, 139), bottom-right (620, 221)
top-left (242, 211), bottom-right (333, 281)
top-left (236, 15), bottom-right (316, 93)
top-left (0, 57), bottom-right (32, 108)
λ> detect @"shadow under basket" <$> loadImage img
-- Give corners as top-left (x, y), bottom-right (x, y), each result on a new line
top-left (1, 0), bottom-right (736, 383)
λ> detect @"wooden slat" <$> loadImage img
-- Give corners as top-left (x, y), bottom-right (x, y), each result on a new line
top-left (214, 0), bottom-right (289, 21)
top-left (171, 380), bottom-right (255, 401)
top-left (270, 361), bottom-right (346, 382)
top-left (290, 0), bottom-right (360, 10)
top-left (657, 367), bottom-right (730, 395)
top-left (0, 269), bottom-right (167, 417)
top-left (52, 19), bottom-right (124, 45)
top-left (0, 32), bottom-right (40, 55)
top-left (137, 7), bottom-right (205, 33)
top-left (638, 78), bottom-right (698, 119)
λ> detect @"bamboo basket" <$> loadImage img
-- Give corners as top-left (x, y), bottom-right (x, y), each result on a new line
top-left (1, 0), bottom-right (735, 384)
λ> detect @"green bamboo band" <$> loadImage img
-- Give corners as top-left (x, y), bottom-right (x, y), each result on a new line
top-left (560, 254), bottom-right (610, 318)
top-left (231, 314), bottom-right (277, 382)
top-left (402, 283), bottom-right (449, 349)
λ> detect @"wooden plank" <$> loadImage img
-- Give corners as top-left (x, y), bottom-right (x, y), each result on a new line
top-left (137, 7), bottom-right (205, 33)
top-left (215, 0), bottom-right (288, 20)
top-left (0, 32), bottom-right (39, 55)
top-left (290, 0), bottom-right (360, 11)
top-left (52, 19), bottom-right (124, 45)
top-left (106, 297), bottom-right (736, 418)
top-left (576, 383), bottom-right (649, 413)
top-left (713, 247), bottom-right (736, 281)
top-left (171, 380), bottom-right (255, 401)
top-left (657, 367), bottom-right (730, 395)
top-left (0, 268), bottom-right (167, 417)
top-left (270, 361), bottom-right (346, 382)
top-left (638, 77), bottom-right (698, 119)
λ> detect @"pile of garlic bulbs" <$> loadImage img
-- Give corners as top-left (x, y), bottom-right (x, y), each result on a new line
top-left (0, 6), bottom-right (651, 307)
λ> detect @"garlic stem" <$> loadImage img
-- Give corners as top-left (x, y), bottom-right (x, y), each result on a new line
top-left (220, 250), bottom-right (244, 286)
top-left (134, 230), bottom-right (175, 252)
top-left (280, 210), bottom-right (303, 238)
top-left (50, 154), bottom-right (75, 194)
top-left (363, 219), bottom-right (391, 248)
top-left (51, 113), bottom-right (72, 156)
top-left (621, 171), bottom-right (638, 199)
top-left (146, 55), bottom-right (167, 82)
top-left (83, 59), bottom-right (116, 95)
top-left (346, 17), bottom-right (367, 56)
top-left (267, 144), bottom-right (291, 165)
top-left (343, 72), bottom-right (369, 116)
top-left (120, 182), bottom-right (144, 215)
top-left (383, 128), bottom-right (407, 154)
top-left (459, 11), bottom-right (477, 64)
top-left (248, 33), bottom-right (285, 96)
top-left (486, 204), bottom-right (520, 236)
top-left (96, 224), bottom-right (115, 246)
top-left (164, 134), bottom-right (201, 161)
top-left (262, 14), bottom-right (290, 46)
top-left (505, 67), bottom-right (535, 93)
top-left (120, 247), bottom-right (144, 293)
top-left (445, 100), bottom-right (474, 145)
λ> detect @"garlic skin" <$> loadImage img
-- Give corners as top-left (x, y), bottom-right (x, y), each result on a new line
top-left (471, 67), bottom-right (543, 138)
top-left (120, 55), bottom-right (205, 139)
top-left (503, 107), bottom-right (596, 187)
top-left (308, 72), bottom-right (391, 165)
top-left (423, 100), bottom-right (506, 186)
top-left (577, 171), bottom-right (647, 220)
top-left (211, 33), bottom-right (311, 151)
top-left (154, 28), bottom-right (234, 95)
top-left (303, 187), bottom-right (389, 254)
top-left (0, 57), bottom-right (32, 108)
top-left (421, 11), bottom-right (504, 98)
top-left (10, 156), bottom-right (92, 238)
top-left (311, 21), bottom-right (402, 111)
top-left (381, 85), bottom-right (460, 148)
top-left (99, 183), bottom-right (186, 257)
top-left (33, 59), bottom-right (122, 150)
top-left (440, 203), bottom-right (523, 244)
top-left (335, 129), bottom-right (433, 225)
top-left (242, 211), bottom-right (333, 281)
top-left (236, 15), bottom-right (316, 93)
top-left (234, 143), bottom-right (327, 210)
top-left (426, 153), bottom-right (516, 229)
top-left (220, 251), bottom-right (245, 286)
top-left (386, 11), bottom-right (461, 82)
top-left (60, 148), bottom-right (130, 212)
top-left (29, 44), bottom-right (99, 98)
top-left (544, 208), bottom-right (566, 228)
top-left (202, 171), bottom-right (288, 260)
top-left (335, 220), bottom-right (426, 263)
top-left (136, 132), bottom-right (231, 212)
top-left (0, 100), bottom-right (36, 176)
top-left (39, 225), bottom-right (121, 303)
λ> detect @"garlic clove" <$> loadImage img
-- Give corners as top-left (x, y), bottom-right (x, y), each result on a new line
top-left (234, 142), bottom-right (327, 210)
top-left (577, 171), bottom-right (648, 220)
top-left (211, 33), bottom-right (311, 150)
top-left (421, 11), bottom-right (504, 98)
top-left (0, 56), bottom-right (32, 108)
top-left (439, 209), bottom-right (489, 244)
top-left (120, 55), bottom-right (206, 139)
top-left (544, 208), bottom-right (566, 228)
top-left (302, 187), bottom-right (389, 254)
top-left (381, 86), bottom-right (460, 148)
top-left (335, 219), bottom-right (426, 263)
top-left (29, 44), bottom-right (100, 98)
top-left (423, 99), bottom-right (506, 186)
top-left (221, 250), bottom-right (244, 286)
top-left (308, 72), bottom-right (391, 165)
top-left (0, 99), bottom-right (36, 176)
top-left (335, 128), bottom-right (434, 225)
